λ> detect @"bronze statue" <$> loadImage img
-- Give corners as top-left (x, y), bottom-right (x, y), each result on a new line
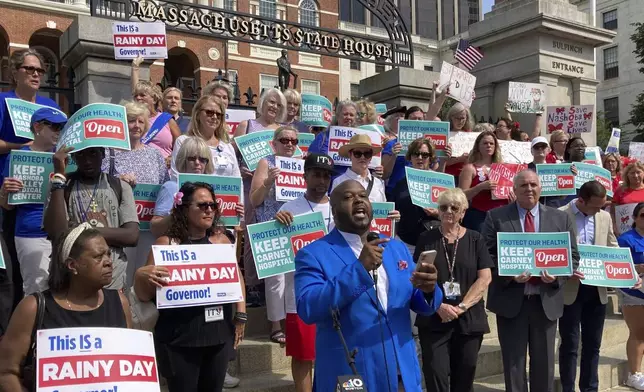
top-left (277, 50), bottom-right (298, 91)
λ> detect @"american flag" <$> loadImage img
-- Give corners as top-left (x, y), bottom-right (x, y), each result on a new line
top-left (454, 39), bottom-right (483, 71)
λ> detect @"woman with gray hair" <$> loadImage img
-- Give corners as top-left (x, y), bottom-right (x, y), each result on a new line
top-left (203, 80), bottom-right (234, 109)
top-left (133, 80), bottom-right (181, 159)
top-left (283, 88), bottom-right (310, 133)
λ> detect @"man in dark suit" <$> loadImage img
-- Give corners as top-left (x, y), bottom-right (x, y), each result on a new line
top-left (482, 169), bottom-right (580, 392)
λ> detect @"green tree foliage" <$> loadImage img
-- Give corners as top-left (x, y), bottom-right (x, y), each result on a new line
top-left (595, 111), bottom-right (612, 150)
top-left (627, 22), bottom-right (644, 132)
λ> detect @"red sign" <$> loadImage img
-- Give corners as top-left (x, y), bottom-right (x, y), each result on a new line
top-left (431, 186), bottom-right (447, 203)
top-left (276, 172), bottom-right (306, 189)
top-left (595, 175), bottom-right (612, 193)
top-left (489, 163), bottom-right (527, 200)
top-left (328, 139), bottom-right (347, 153)
top-left (135, 200), bottom-right (155, 223)
top-left (370, 218), bottom-right (393, 237)
top-left (558, 175), bottom-right (575, 189)
top-left (291, 230), bottom-right (326, 254)
top-left (165, 263), bottom-right (239, 286)
top-left (216, 194), bottom-right (239, 217)
top-left (83, 119), bottom-right (126, 141)
top-left (534, 248), bottom-right (569, 268)
top-left (323, 108), bottom-right (333, 123)
top-left (604, 262), bottom-right (635, 280)
top-left (425, 134), bottom-right (447, 150)
top-left (113, 34), bottom-right (166, 47)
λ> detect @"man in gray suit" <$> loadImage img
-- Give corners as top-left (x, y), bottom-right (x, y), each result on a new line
top-left (482, 170), bottom-right (580, 392)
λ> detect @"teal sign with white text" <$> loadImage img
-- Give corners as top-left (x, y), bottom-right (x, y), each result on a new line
top-left (574, 162), bottom-right (613, 197)
top-left (398, 120), bottom-right (450, 157)
top-left (405, 166), bottom-right (455, 208)
top-left (497, 232), bottom-right (573, 277)
top-left (132, 183), bottom-right (162, 231)
top-left (7, 150), bottom-right (53, 205)
top-left (5, 98), bottom-right (58, 140)
top-left (578, 245), bottom-right (638, 288)
top-left (234, 130), bottom-right (275, 171)
top-left (178, 174), bottom-right (242, 227)
top-left (370, 202), bottom-right (395, 237)
top-left (300, 94), bottom-right (333, 127)
top-left (57, 103), bottom-right (130, 153)
top-left (536, 164), bottom-right (576, 197)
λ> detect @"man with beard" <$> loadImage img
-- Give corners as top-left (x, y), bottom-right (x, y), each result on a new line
top-left (294, 179), bottom-right (441, 392)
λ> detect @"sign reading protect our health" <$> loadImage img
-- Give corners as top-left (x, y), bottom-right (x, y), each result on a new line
top-left (574, 162), bottom-right (613, 197)
top-left (405, 167), bottom-right (455, 209)
top-left (536, 164), bottom-right (577, 197)
top-left (7, 150), bottom-right (53, 205)
top-left (578, 245), bottom-right (638, 288)
top-left (153, 244), bottom-right (243, 309)
top-left (5, 99), bottom-right (64, 140)
top-left (36, 327), bottom-right (160, 392)
top-left (234, 130), bottom-right (275, 171)
top-left (57, 103), bottom-right (130, 152)
top-left (497, 232), bottom-right (573, 277)
top-left (300, 94), bottom-right (333, 127)
top-left (370, 202), bottom-right (395, 238)
top-left (327, 126), bottom-right (382, 168)
top-left (132, 184), bottom-right (162, 231)
top-left (178, 174), bottom-right (242, 227)
top-left (112, 21), bottom-right (168, 59)
top-left (248, 211), bottom-right (327, 279)
top-left (275, 156), bottom-right (305, 202)
top-left (397, 120), bottom-right (450, 157)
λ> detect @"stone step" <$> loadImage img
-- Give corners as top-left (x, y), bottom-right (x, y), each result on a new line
top-left (229, 336), bottom-right (291, 376)
top-left (160, 369), bottom-right (295, 392)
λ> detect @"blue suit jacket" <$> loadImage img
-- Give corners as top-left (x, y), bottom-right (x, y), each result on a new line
top-left (295, 229), bottom-right (443, 392)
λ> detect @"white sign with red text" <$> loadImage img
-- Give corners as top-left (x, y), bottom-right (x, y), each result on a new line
top-left (327, 126), bottom-right (382, 168)
top-left (226, 109), bottom-right (257, 137)
top-left (153, 244), bottom-right (244, 309)
top-left (112, 22), bottom-right (167, 60)
top-left (36, 327), bottom-right (160, 392)
top-left (275, 156), bottom-right (305, 202)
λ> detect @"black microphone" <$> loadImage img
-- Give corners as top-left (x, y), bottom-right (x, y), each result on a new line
top-left (366, 232), bottom-right (381, 284)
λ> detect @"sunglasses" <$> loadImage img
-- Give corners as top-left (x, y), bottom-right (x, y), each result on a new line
top-left (41, 121), bottom-right (64, 132)
top-left (187, 156), bottom-right (210, 165)
top-left (351, 150), bottom-right (373, 159)
top-left (412, 152), bottom-right (431, 159)
top-left (20, 66), bottom-right (46, 76)
top-left (439, 205), bottom-right (461, 213)
top-left (194, 202), bottom-right (217, 211)
top-left (278, 138), bottom-right (299, 146)
top-left (202, 109), bottom-right (223, 119)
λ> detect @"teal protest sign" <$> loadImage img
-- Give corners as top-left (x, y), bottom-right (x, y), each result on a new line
top-left (574, 162), bottom-right (613, 197)
top-left (178, 174), bottom-right (242, 226)
top-left (5, 98), bottom-right (60, 140)
top-left (57, 103), bottom-right (130, 152)
top-left (359, 124), bottom-right (385, 136)
top-left (405, 167), bottom-right (455, 208)
top-left (7, 150), bottom-right (53, 205)
top-left (497, 232), bottom-right (573, 276)
top-left (397, 120), bottom-right (450, 157)
top-left (248, 211), bottom-right (328, 279)
top-left (375, 104), bottom-right (387, 114)
top-left (370, 202), bottom-right (395, 238)
top-left (578, 245), bottom-right (638, 288)
top-left (300, 94), bottom-right (333, 127)
top-left (234, 130), bottom-right (275, 171)
top-left (0, 247), bottom-right (5, 269)
top-left (297, 133), bottom-right (316, 155)
top-left (132, 183), bottom-right (161, 231)
top-left (536, 164), bottom-right (576, 197)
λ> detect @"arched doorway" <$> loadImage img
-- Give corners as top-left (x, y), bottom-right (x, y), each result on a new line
top-left (163, 47), bottom-right (200, 115)
top-left (0, 24), bottom-right (10, 88)
top-left (29, 28), bottom-right (74, 112)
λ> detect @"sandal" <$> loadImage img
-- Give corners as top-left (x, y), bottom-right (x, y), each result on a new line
top-left (270, 330), bottom-right (286, 345)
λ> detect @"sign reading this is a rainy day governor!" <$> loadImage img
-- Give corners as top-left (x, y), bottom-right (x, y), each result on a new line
top-left (57, 103), bottom-right (130, 152)
top-left (275, 156), bottom-right (305, 202)
top-left (496, 232), bottom-right (573, 277)
top-left (578, 245), bottom-right (638, 288)
top-left (178, 174), bottom-right (242, 227)
top-left (112, 22), bottom-right (168, 59)
top-left (5, 99), bottom-right (64, 140)
top-left (132, 184), bottom-right (162, 231)
top-left (327, 126), bottom-right (382, 168)
top-left (405, 167), bottom-right (455, 209)
top-left (7, 150), bottom-right (54, 205)
top-left (397, 120), bottom-right (450, 157)
top-left (226, 109), bottom-right (256, 137)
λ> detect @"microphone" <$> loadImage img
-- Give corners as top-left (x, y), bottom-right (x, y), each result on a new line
top-left (367, 232), bottom-right (381, 284)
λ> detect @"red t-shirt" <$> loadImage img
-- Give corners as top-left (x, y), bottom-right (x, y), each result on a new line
top-left (612, 175), bottom-right (622, 194)
top-left (546, 151), bottom-right (562, 164)
top-left (613, 186), bottom-right (644, 205)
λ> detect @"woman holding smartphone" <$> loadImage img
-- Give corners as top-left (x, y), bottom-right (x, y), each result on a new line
top-left (413, 187), bottom-right (493, 392)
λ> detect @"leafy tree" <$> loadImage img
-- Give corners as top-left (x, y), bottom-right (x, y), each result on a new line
top-left (595, 111), bottom-right (612, 150)
top-left (627, 22), bottom-right (644, 132)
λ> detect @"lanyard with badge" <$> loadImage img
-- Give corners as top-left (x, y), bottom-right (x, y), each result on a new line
top-left (212, 144), bottom-right (230, 170)
top-left (441, 227), bottom-right (461, 300)
top-left (305, 197), bottom-right (331, 231)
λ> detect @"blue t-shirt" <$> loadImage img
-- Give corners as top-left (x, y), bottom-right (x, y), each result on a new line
top-left (154, 180), bottom-right (179, 217)
top-left (173, 112), bottom-right (190, 133)
top-left (0, 91), bottom-right (59, 185)
top-left (308, 129), bottom-right (347, 181)
top-left (2, 146), bottom-right (49, 238)
top-left (618, 229), bottom-right (644, 299)
top-left (382, 138), bottom-right (409, 197)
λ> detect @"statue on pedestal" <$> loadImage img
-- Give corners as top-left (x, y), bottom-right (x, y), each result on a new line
top-left (277, 50), bottom-right (298, 91)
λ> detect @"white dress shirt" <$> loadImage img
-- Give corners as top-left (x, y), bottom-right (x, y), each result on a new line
top-left (331, 168), bottom-right (387, 203)
top-left (339, 230), bottom-right (389, 313)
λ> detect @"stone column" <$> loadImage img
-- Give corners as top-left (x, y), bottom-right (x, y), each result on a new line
top-left (359, 67), bottom-right (440, 111)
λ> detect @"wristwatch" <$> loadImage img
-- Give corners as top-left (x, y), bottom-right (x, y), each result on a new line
top-left (458, 302), bottom-right (467, 312)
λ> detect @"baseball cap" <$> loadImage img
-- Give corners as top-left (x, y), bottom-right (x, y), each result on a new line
top-left (304, 153), bottom-right (335, 172)
top-left (31, 107), bottom-right (68, 126)
top-left (531, 136), bottom-right (549, 148)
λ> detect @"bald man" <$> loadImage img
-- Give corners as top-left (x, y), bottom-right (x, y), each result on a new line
top-left (482, 170), bottom-right (579, 392)
top-left (294, 180), bottom-right (442, 392)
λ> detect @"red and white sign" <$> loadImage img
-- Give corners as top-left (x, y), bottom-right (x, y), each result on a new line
top-left (216, 194), bottom-right (240, 218)
top-left (328, 126), bottom-right (382, 168)
top-left (291, 231), bottom-right (325, 254)
top-left (135, 200), bottom-right (155, 224)
top-left (370, 218), bottom-right (393, 237)
top-left (489, 163), bottom-right (527, 200)
top-left (275, 156), bottom-right (306, 202)
top-left (605, 262), bottom-right (636, 280)
top-left (226, 109), bottom-right (257, 137)
top-left (112, 22), bottom-right (168, 60)
top-left (534, 248), bottom-right (569, 268)
top-left (558, 175), bottom-right (575, 189)
top-left (83, 119), bottom-right (126, 141)
top-left (154, 244), bottom-right (244, 309)
top-left (37, 327), bottom-right (160, 392)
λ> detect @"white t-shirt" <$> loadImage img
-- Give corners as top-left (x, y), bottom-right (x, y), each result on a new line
top-left (279, 195), bottom-right (334, 314)
top-left (331, 168), bottom-right (386, 203)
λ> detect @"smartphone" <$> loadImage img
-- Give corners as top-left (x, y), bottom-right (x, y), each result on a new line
top-left (417, 250), bottom-right (437, 270)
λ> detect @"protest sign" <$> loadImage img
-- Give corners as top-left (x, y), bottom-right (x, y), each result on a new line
top-left (132, 184), bottom-right (161, 231)
top-left (606, 128), bottom-right (621, 154)
top-left (57, 103), bottom-right (130, 153)
top-left (7, 150), bottom-right (53, 205)
top-left (448, 131), bottom-right (479, 157)
top-left (226, 109), bottom-right (256, 137)
top-left (36, 327), bottom-right (160, 392)
top-left (578, 245), bottom-right (638, 288)
top-left (5, 98), bottom-right (62, 140)
top-left (615, 203), bottom-right (637, 235)
top-left (248, 211), bottom-right (328, 279)
top-left (297, 133), bottom-right (316, 155)
top-left (370, 202), bottom-right (395, 238)
top-left (439, 61), bottom-right (476, 107)
top-left (178, 174), bottom-right (242, 226)
top-left (489, 163), bottom-right (527, 200)
top-left (359, 124), bottom-right (385, 136)
top-left (507, 82), bottom-right (546, 113)
top-left (275, 156), bottom-right (305, 202)
top-left (629, 142), bottom-right (644, 162)
top-left (112, 22), bottom-right (167, 60)
top-left (397, 120), bottom-right (450, 157)
top-left (327, 126), bottom-right (382, 168)
top-left (234, 130), bottom-right (275, 171)
top-left (497, 232), bottom-right (573, 276)
top-left (300, 94), bottom-right (333, 127)
top-left (375, 103), bottom-right (387, 125)
top-left (574, 162), bottom-right (613, 197)
top-left (0, 247), bottom-right (5, 269)
top-left (546, 105), bottom-right (594, 133)
top-left (583, 147), bottom-right (602, 166)
top-left (536, 164), bottom-right (577, 196)
top-left (498, 140), bottom-right (532, 164)
top-left (154, 243), bottom-right (243, 308)
top-left (405, 167), bottom-right (455, 208)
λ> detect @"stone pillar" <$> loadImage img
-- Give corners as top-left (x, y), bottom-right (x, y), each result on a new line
top-left (359, 67), bottom-right (440, 111)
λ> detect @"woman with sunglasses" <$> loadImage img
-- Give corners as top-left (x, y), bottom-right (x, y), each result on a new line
top-left (284, 89), bottom-right (311, 133)
top-left (355, 99), bottom-right (378, 126)
top-left (413, 187), bottom-right (492, 392)
top-left (249, 125), bottom-right (299, 345)
top-left (134, 182), bottom-right (246, 392)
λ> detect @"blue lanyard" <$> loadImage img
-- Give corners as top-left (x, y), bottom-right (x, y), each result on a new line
top-left (305, 196), bottom-right (331, 231)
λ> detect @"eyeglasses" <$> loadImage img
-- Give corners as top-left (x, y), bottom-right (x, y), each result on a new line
top-left (351, 150), bottom-right (373, 159)
top-left (412, 152), bottom-right (431, 159)
top-left (187, 156), bottom-right (210, 165)
top-left (194, 202), bottom-right (217, 211)
top-left (202, 109), bottom-right (223, 119)
top-left (20, 66), bottom-right (46, 76)
top-left (439, 205), bottom-right (461, 213)
top-left (278, 138), bottom-right (299, 146)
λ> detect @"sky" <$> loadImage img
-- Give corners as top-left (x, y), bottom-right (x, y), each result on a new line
top-left (483, 0), bottom-right (494, 15)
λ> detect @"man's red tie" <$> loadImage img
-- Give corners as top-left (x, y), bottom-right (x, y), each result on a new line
top-left (524, 211), bottom-right (541, 284)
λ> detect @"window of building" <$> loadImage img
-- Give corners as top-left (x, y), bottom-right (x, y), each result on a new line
top-left (260, 74), bottom-right (279, 94)
top-left (424, 65), bottom-right (434, 71)
top-left (604, 46), bottom-right (619, 80)
top-left (350, 83), bottom-right (360, 101)
top-left (299, 0), bottom-right (319, 26)
top-left (259, 0), bottom-right (276, 18)
top-left (223, 0), bottom-right (236, 10)
top-left (604, 97), bottom-right (619, 127)
top-left (441, 0), bottom-right (455, 38)
top-left (227, 70), bottom-right (238, 87)
top-left (350, 60), bottom-right (361, 70)
top-left (340, 0), bottom-right (365, 24)
top-left (375, 64), bottom-right (385, 73)
top-left (468, 0), bottom-right (479, 25)
top-left (416, 0), bottom-right (438, 39)
top-left (603, 9), bottom-right (617, 30)
top-left (301, 80), bottom-right (320, 95)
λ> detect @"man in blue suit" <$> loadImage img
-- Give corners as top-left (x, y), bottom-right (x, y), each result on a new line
top-left (295, 179), bottom-right (442, 392)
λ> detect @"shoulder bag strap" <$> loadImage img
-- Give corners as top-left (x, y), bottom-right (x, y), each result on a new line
top-left (141, 112), bottom-right (173, 145)
top-left (109, 148), bottom-right (116, 177)
top-left (26, 292), bottom-right (45, 366)
top-left (366, 175), bottom-right (375, 196)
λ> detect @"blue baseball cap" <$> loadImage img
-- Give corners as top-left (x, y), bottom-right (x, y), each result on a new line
top-left (31, 107), bottom-right (68, 126)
